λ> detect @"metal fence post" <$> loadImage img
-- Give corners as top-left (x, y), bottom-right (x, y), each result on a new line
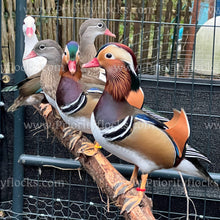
top-left (0, 0), bottom-right (3, 202)
top-left (0, 0), bottom-right (2, 135)
top-left (12, 0), bottom-right (26, 219)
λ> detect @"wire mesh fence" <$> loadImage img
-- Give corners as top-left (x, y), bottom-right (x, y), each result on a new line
top-left (0, 0), bottom-right (220, 219)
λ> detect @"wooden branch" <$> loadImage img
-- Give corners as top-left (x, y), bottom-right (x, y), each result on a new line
top-left (35, 106), bottom-right (155, 220)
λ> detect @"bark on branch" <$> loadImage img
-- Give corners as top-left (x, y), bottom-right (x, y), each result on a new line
top-left (36, 106), bottom-right (155, 220)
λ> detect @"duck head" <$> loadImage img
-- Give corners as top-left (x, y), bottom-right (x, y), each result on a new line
top-left (83, 43), bottom-right (140, 101)
top-left (79, 19), bottom-right (116, 42)
top-left (60, 41), bottom-right (81, 80)
top-left (24, 39), bottom-right (63, 65)
top-left (23, 16), bottom-right (36, 38)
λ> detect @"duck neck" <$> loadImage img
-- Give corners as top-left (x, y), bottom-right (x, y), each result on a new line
top-left (94, 90), bottom-right (131, 126)
top-left (79, 35), bottom-right (97, 63)
top-left (23, 34), bottom-right (38, 57)
top-left (60, 63), bottom-right (82, 81)
top-left (105, 64), bottom-right (132, 102)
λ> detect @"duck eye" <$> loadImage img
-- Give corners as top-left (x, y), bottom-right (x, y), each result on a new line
top-left (105, 53), bottom-right (113, 59)
top-left (39, 45), bottom-right (45, 50)
top-left (97, 23), bottom-right (103, 28)
top-left (64, 51), bottom-right (67, 56)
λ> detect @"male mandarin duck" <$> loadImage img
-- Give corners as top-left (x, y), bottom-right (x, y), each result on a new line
top-left (55, 42), bottom-right (146, 153)
top-left (79, 19), bottom-right (116, 79)
top-left (8, 40), bottom-right (62, 114)
top-left (22, 16), bottom-right (47, 77)
top-left (55, 41), bottom-right (104, 151)
top-left (82, 43), bottom-right (217, 213)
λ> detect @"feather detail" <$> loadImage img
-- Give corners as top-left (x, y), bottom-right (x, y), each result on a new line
top-left (142, 105), bottom-right (169, 122)
top-left (60, 92), bottom-right (87, 115)
top-left (126, 88), bottom-right (144, 109)
top-left (105, 60), bottom-right (132, 101)
top-left (8, 93), bottom-right (44, 112)
top-left (101, 116), bottom-right (134, 141)
top-left (185, 144), bottom-right (211, 163)
top-left (87, 87), bottom-right (103, 94)
top-left (7, 72), bottom-right (42, 112)
top-left (175, 158), bottom-right (216, 185)
top-left (135, 114), bottom-right (166, 129)
top-left (165, 109), bottom-right (190, 158)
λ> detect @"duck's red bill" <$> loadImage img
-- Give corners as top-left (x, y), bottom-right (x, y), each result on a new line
top-left (68, 60), bottom-right (76, 73)
top-left (82, 58), bottom-right (100, 68)
top-left (26, 27), bottom-right (33, 37)
top-left (24, 50), bottom-right (37, 60)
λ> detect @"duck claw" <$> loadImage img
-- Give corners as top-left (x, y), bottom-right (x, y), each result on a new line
top-left (120, 192), bottom-right (144, 214)
top-left (69, 134), bottom-right (82, 150)
top-left (113, 181), bottom-right (135, 198)
top-left (62, 127), bottom-right (82, 150)
top-left (40, 103), bottom-right (52, 118)
top-left (63, 127), bottom-right (80, 139)
top-left (77, 141), bottom-right (99, 156)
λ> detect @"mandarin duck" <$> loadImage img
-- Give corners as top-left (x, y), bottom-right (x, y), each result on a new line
top-left (79, 19), bottom-right (116, 79)
top-left (22, 16), bottom-right (46, 77)
top-left (25, 39), bottom-right (63, 116)
top-left (55, 42), bottom-right (147, 154)
top-left (8, 40), bottom-right (62, 115)
top-left (83, 43), bottom-right (217, 213)
top-left (55, 41), bottom-right (104, 152)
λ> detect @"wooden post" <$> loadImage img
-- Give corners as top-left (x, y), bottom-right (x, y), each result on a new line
top-left (142, 1), bottom-right (153, 62)
top-left (183, 0), bottom-right (201, 77)
top-left (161, 0), bottom-right (173, 76)
top-left (1, 0), bottom-right (10, 73)
top-left (151, 0), bottom-right (161, 65)
top-left (179, 0), bottom-right (191, 75)
top-left (208, 0), bottom-right (214, 19)
top-left (132, 0), bottom-right (142, 56)
top-left (5, 0), bottom-right (15, 73)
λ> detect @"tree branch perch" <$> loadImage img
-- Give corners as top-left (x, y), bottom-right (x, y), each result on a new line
top-left (35, 106), bottom-right (155, 220)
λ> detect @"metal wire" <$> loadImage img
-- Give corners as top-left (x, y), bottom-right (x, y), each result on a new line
top-left (1, 1), bottom-right (220, 219)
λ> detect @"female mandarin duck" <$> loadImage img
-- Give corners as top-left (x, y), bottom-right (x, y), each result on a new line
top-left (83, 43), bottom-right (216, 213)
top-left (22, 16), bottom-right (47, 77)
top-left (55, 42), bottom-right (146, 153)
top-left (79, 19), bottom-right (116, 79)
top-left (8, 40), bottom-right (63, 114)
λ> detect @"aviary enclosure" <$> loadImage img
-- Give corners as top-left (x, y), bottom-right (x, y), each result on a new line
top-left (0, 0), bottom-right (219, 219)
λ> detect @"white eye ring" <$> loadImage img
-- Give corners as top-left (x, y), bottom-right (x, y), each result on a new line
top-left (39, 45), bottom-right (45, 50)
top-left (97, 23), bottom-right (103, 28)
top-left (105, 53), bottom-right (114, 59)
